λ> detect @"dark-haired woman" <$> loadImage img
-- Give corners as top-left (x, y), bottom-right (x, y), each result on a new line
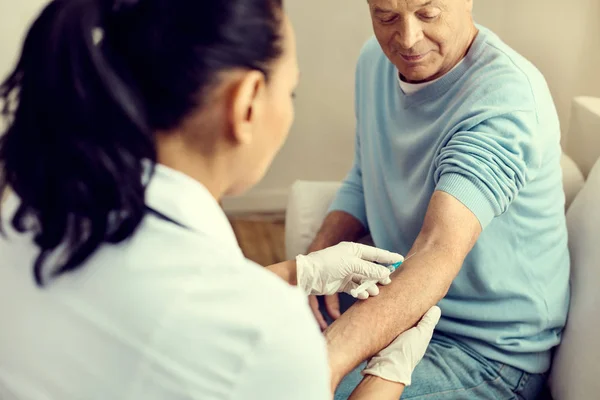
top-left (0, 1), bottom-right (439, 399)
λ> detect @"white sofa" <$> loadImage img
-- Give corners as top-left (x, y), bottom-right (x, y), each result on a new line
top-left (285, 96), bottom-right (600, 400)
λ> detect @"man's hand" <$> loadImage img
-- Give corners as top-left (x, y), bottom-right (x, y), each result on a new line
top-left (297, 242), bottom-right (402, 297)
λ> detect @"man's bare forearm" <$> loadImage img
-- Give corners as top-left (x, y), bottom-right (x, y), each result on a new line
top-left (307, 211), bottom-right (366, 253)
top-left (325, 240), bottom-right (461, 386)
top-left (325, 191), bottom-right (481, 386)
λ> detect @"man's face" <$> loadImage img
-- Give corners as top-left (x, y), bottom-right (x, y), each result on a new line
top-left (368, 0), bottom-right (474, 83)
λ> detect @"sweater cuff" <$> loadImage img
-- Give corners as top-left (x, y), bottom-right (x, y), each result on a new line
top-left (436, 173), bottom-right (497, 229)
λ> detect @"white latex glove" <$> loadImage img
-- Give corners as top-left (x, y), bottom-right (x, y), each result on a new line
top-left (362, 306), bottom-right (442, 386)
top-left (296, 242), bottom-right (404, 298)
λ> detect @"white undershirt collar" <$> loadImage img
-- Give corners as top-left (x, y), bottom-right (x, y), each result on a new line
top-left (398, 58), bottom-right (465, 95)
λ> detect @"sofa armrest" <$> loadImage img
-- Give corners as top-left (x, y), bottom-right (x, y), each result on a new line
top-left (285, 181), bottom-right (341, 260)
top-left (561, 152), bottom-right (585, 211)
top-left (565, 96), bottom-right (600, 179)
top-left (549, 157), bottom-right (600, 400)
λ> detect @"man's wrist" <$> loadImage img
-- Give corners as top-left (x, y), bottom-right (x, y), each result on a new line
top-left (358, 375), bottom-right (405, 394)
top-left (346, 375), bottom-right (405, 399)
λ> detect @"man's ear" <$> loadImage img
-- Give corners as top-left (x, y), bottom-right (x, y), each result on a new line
top-left (229, 71), bottom-right (266, 145)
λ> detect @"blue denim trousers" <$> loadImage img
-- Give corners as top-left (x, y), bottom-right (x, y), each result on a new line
top-left (320, 295), bottom-right (548, 400)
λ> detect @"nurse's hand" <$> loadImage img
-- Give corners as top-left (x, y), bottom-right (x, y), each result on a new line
top-left (361, 306), bottom-right (441, 386)
top-left (295, 242), bottom-right (404, 298)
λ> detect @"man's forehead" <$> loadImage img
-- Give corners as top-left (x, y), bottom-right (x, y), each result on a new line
top-left (368, 0), bottom-right (444, 12)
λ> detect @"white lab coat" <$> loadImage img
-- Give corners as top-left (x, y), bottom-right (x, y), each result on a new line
top-left (0, 164), bottom-right (331, 400)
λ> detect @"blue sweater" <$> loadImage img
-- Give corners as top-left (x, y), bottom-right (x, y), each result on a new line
top-left (329, 25), bottom-right (570, 374)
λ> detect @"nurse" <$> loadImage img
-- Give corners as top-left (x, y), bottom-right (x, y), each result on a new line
top-left (0, 0), bottom-right (439, 399)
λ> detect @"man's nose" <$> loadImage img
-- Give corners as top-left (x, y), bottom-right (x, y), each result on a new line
top-left (394, 18), bottom-right (424, 51)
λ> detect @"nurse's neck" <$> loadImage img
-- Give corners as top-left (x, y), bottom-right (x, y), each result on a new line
top-left (155, 130), bottom-right (231, 202)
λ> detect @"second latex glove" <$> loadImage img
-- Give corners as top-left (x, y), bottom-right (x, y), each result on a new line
top-left (296, 241), bottom-right (404, 298)
top-left (362, 306), bottom-right (442, 386)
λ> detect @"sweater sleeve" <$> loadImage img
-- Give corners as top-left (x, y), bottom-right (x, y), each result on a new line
top-left (434, 110), bottom-right (542, 229)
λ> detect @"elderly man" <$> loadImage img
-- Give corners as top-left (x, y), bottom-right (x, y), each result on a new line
top-left (307, 0), bottom-right (570, 399)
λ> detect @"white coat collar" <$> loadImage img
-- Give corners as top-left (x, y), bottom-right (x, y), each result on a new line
top-left (144, 163), bottom-right (242, 252)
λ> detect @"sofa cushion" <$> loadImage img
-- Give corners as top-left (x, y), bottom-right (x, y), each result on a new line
top-left (285, 181), bottom-right (341, 259)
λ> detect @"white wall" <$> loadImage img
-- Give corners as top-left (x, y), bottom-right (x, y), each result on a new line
top-left (493, 0), bottom-right (600, 145)
top-left (224, 0), bottom-right (600, 212)
top-left (0, 0), bottom-right (50, 133)
top-left (0, 1), bottom-right (49, 82)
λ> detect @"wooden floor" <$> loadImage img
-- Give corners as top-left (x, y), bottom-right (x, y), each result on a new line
top-left (228, 213), bottom-right (286, 267)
